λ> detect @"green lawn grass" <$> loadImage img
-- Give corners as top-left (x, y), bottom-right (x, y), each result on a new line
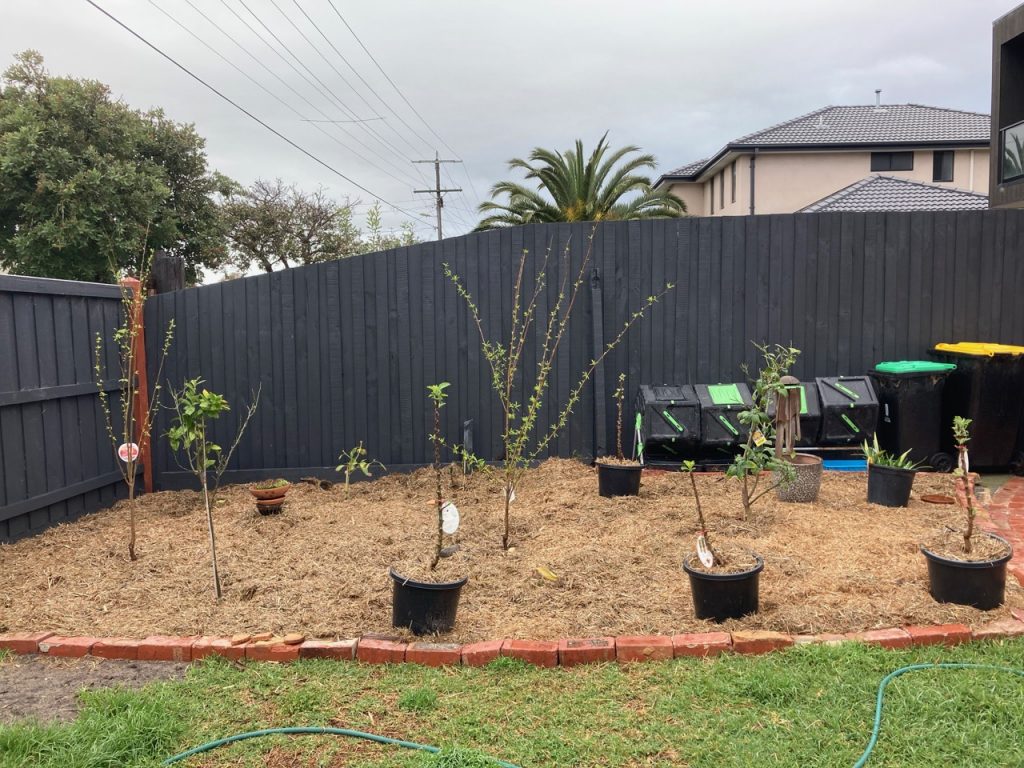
top-left (2, 640), bottom-right (1023, 767)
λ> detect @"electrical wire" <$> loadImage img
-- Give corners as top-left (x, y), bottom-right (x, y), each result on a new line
top-left (83, 0), bottom-right (424, 223)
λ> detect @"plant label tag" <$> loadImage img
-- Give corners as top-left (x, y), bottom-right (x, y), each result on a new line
top-left (441, 501), bottom-right (460, 535)
top-left (752, 430), bottom-right (766, 447)
top-left (696, 535), bottom-right (714, 568)
top-left (508, 488), bottom-right (516, 504)
top-left (117, 442), bottom-right (140, 463)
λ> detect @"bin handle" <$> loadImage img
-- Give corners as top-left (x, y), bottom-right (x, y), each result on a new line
top-left (717, 413), bottom-right (740, 436)
top-left (841, 413), bottom-right (860, 434)
top-left (661, 409), bottom-right (685, 433)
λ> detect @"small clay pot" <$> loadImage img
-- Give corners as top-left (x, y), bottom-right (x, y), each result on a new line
top-left (255, 498), bottom-right (284, 516)
top-left (250, 483), bottom-right (290, 501)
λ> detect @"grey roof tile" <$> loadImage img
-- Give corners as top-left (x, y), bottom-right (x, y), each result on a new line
top-left (799, 175), bottom-right (989, 213)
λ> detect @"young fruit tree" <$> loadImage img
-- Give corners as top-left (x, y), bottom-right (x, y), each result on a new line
top-left (94, 253), bottom-right (174, 561)
top-left (446, 234), bottom-right (673, 549)
top-left (682, 459), bottom-right (721, 565)
top-left (952, 416), bottom-right (978, 554)
top-left (335, 441), bottom-right (384, 496)
top-left (726, 344), bottom-right (799, 520)
top-left (427, 382), bottom-right (452, 569)
top-left (167, 379), bottom-right (259, 599)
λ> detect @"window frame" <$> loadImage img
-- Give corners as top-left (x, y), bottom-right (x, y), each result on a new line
top-left (871, 151), bottom-right (914, 172)
top-left (932, 150), bottom-right (954, 182)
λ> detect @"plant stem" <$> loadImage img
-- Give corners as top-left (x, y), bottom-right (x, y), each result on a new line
top-left (202, 440), bottom-right (221, 600)
top-left (689, 473), bottom-right (718, 562)
top-left (431, 398), bottom-right (443, 569)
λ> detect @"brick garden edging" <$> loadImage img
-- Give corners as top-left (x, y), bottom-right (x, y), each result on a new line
top-left (3, 480), bottom-right (1023, 669)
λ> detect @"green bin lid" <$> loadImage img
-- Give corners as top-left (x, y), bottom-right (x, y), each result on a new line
top-left (874, 360), bottom-right (956, 374)
top-left (707, 383), bottom-right (744, 405)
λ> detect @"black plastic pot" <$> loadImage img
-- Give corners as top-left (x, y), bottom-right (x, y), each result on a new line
top-left (682, 553), bottom-right (764, 622)
top-left (390, 568), bottom-right (468, 635)
top-left (596, 462), bottom-right (642, 497)
top-left (921, 533), bottom-right (1013, 610)
top-left (866, 463), bottom-right (916, 507)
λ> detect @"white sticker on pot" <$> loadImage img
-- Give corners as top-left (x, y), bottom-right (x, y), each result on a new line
top-left (696, 535), bottom-right (714, 568)
top-left (441, 501), bottom-right (460, 535)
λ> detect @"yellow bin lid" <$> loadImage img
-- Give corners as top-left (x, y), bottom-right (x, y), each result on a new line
top-left (934, 342), bottom-right (1024, 357)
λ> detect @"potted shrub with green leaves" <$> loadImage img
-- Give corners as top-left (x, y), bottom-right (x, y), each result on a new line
top-left (772, 375), bottom-right (822, 503)
top-left (595, 373), bottom-right (643, 497)
top-left (726, 344), bottom-right (799, 520)
top-left (680, 460), bottom-right (763, 621)
top-left (920, 417), bottom-right (1014, 609)
top-left (862, 434), bottom-right (920, 507)
top-left (250, 479), bottom-right (289, 515)
top-left (390, 382), bottom-right (468, 634)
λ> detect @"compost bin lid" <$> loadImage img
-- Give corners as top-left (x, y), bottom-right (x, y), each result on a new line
top-left (706, 383), bottom-right (744, 405)
top-left (933, 342), bottom-right (1024, 357)
top-left (873, 360), bottom-right (956, 374)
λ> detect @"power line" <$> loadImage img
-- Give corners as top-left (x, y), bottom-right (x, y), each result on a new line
top-left (225, 0), bottom-right (423, 186)
top-left (83, 0), bottom-right (424, 223)
top-left (324, 0), bottom-right (483, 206)
top-left (149, 0), bottom-right (417, 190)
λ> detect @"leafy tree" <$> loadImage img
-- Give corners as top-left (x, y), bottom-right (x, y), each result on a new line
top-left (0, 51), bottom-right (233, 283)
top-left (476, 132), bottom-right (686, 230)
top-left (223, 180), bottom-right (417, 273)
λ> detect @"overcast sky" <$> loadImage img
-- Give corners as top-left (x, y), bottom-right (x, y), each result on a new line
top-left (2, 0), bottom-right (1012, 240)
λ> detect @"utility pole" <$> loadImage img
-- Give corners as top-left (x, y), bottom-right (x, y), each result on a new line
top-left (414, 151), bottom-right (462, 241)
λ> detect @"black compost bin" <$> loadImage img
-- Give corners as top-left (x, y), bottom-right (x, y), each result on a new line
top-left (929, 343), bottom-right (1024, 469)
top-left (635, 384), bottom-right (700, 462)
top-left (815, 376), bottom-right (879, 445)
top-left (694, 383), bottom-right (754, 447)
top-left (766, 382), bottom-right (822, 448)
top-left (869, 360), bottom-right (956, 472)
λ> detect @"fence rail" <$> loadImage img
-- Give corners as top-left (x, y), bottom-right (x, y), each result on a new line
top-left (0, 275), bottom-right (127, 542)
top-left (144, 210), bottom-right (1024, 488)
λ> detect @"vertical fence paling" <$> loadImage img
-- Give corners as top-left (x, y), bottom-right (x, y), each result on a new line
top-left (0, 275), bottom-right (129, 542)
top-left (136, 210), bottom-right (1024, 489)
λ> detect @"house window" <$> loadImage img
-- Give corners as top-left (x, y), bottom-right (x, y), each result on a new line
top-left (730, 161), bottom-right (737, 203)
top-left (933, 150), bottom-right (954, 182)
top-left (870, 151), bottom-right (914, 172)
top-left (710, 176), bottom-right (714, 214)
top-left (719, 170), bottom-right (725, 209)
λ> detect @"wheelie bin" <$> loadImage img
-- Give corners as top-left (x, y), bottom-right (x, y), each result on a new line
top-left (869, 360), bottom-right (956, 472)
top-left (929, 342), bottom-right (1024, 468)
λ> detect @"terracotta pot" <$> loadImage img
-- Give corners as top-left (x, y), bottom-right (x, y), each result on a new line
top-left (255, 498), bottom-right (284, 516)
top-left (250, 483), bottom-right (290, 501)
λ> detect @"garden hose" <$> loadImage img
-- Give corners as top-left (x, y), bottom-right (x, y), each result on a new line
top-left (852, 662), bottom-right (1024, 768)
top-left (161, 663), bottom-right (1024, 767)
top-left (161, 725), bottom-right (523, 767)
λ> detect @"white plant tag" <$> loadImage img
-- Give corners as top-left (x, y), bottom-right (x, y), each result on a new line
top-left (696, 535), bottom-right (714, 568)
top-left (117, 442), bottom-right (140, 463)
top-left (441, 501), bottom-right (460, 535)
top-left (508, 488), bottom-right (516, 504)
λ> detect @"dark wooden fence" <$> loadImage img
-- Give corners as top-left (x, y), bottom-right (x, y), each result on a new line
top-left (144, 210), bottom-right (1024, 489)
top-left (0, 275), bottom-right (127, 542)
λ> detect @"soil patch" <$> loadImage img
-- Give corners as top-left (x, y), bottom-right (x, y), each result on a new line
top-left (0, 655), bottom-right (187, 723)
top-left (0, 459), bottom-right (1021, 641)
top-left (920, 529), bottom-right (1013, 562)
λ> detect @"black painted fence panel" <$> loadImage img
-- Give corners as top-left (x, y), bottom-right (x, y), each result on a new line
top-left (0, 275), bottom-right (127, 542)
top-left (144, 211), bottom-right (1024, 489)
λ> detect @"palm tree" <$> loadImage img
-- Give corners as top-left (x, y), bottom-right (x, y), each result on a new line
top-left (475, 133), bottom-right (686, 230)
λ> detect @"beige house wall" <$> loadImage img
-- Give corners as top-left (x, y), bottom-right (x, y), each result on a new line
top-left (668, 147), bottom-right (990, 216)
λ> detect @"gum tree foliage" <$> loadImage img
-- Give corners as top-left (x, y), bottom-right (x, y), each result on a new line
top-left (222, 180), bottom-right (418, 273)
top-left (0, 51), bottom-right (233, 283)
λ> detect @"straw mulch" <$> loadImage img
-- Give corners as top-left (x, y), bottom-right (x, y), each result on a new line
top-left (1, 459), bottom-right (1020, 642)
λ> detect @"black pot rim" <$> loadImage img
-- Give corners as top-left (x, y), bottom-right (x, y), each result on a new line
top-left (920, 532), bottom-right (1014, 568)
top-left (868, 462), bottom-right (916, 477)
top-left (682, 552), bottom-right (764, 581)
top-left (389, 567), bottom-right (468, 590)
top-left (595, 461), bottom-right (643, 472)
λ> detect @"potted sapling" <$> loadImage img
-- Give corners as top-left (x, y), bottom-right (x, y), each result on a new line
top-left (920, 417), bottom-right (1014, 609)
top-left (772, 375), bottom-right (822, 503)
top-left (595, 373), bottom-right (643, 497)
top-left (863, 434), bottom-right (921, 507)
top-left (390, 383), bottom-right (468, 634)
top-left (249, 479), bottom-right (289, 515)
top-left (680, 460), bottom-right (764, 621)
top-left (726, 343), bottom-right (798, 520)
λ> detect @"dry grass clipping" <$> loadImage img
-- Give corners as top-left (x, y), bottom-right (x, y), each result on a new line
top-left (1, 459), bottom-right (1020, 641)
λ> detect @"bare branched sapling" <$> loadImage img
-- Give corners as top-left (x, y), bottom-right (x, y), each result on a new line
top-left (445, 236), bottom-right (673, 549)
top-left (682, 460), bottom-right (721, 565)
top-left (94, 249), bottom-right (174, 561)
top-left (614, 372), bottom-right (627, 460)
top-left (427, 382), bottom-right (451, 569)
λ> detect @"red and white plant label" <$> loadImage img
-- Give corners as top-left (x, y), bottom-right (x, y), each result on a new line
top-left (117, 442), bottom-right (140, 463)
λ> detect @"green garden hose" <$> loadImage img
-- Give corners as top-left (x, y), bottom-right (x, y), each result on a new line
top-left (162, 664), bottom-right (1024, 767)
top-left (852, 663), bottom-right (1024, 768)
top-left (162, 726), bottom-right (523, 767)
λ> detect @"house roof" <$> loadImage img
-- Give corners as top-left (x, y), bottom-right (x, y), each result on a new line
top-left (658, 104), bottom-right (991, 184)
top-left (799, 175), bottom-right (989, 213)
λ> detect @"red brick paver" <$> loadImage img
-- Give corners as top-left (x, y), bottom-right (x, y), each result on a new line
top-left (406, 642), bottom-right (462, 667)
top-left (502, 639), bottom-right (559, 667)
top-left (672, 632), bottom-right (732, 657)
top-left (616, 635), bottom-right (674, 662)
top-left (37, 636), bottom-right (95, 657)
top-left (91, 638), bottom-right (142, 660)
top-left (356, 638), bottom-right (406, 664)
top-left (461, 640), bottom-right (504, 667)
top-left (558, 637), bottom-right (616, 666)
top-left (849, 628), bottom-right (913, 649)
top-left (0, 632), bottom-right (52, 654)
top-left (731, 631), bottom-right (794, 654)
top-left (137, 636), bottom-right (196, 662)
top-left (298, 639), bottom-right (357, 660)
top-left (905, 623), bottom-right (972, 647)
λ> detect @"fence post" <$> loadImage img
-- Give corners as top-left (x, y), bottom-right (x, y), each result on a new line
top-left (119, 277), bottom-right (154, 494)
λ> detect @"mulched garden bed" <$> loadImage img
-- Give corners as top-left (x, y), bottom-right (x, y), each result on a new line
top-left (1, 459), bottom-right (1020, 642)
